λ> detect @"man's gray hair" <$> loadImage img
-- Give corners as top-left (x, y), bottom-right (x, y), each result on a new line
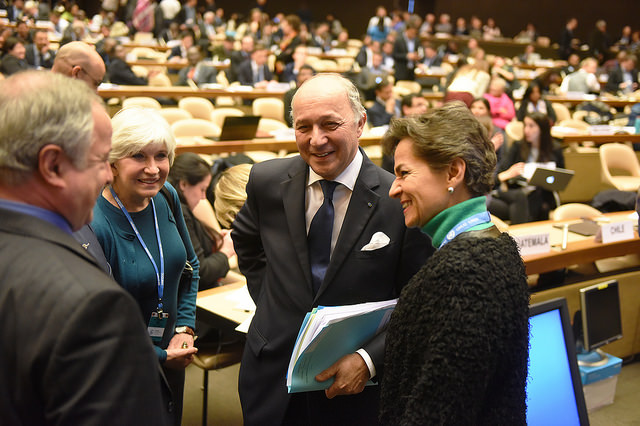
top-left (0, 70), bottom-right (100, 184)
top-left (290, 73), bottom-right (365, 125)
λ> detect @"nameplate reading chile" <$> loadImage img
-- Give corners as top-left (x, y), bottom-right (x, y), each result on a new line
top-left (599, 221), bottom-right (635, 244)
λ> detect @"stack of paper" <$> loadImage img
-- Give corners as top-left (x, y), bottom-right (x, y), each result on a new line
top-left (286, 299), bottom-right (397, 393)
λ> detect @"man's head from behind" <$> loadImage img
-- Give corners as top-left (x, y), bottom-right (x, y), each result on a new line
top-left (291, 73), bottom-right (366, 180)
top-left (52, 41), bottom-right (106, 91)
top-left (0, 71), bottom-right (113, 231)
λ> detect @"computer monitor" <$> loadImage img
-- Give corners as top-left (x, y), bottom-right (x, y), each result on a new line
top-left (527, 298), bottom-right (589, 426)
top-left (576, 279), bottom-right (623, 358)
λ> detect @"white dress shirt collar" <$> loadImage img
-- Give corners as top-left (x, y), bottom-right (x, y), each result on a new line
top-left (306, 148), bottom-right (363, 191)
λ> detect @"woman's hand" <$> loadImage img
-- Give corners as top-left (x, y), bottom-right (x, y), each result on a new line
top-left (499, 162), bottom-right (525, 182)
top-left (218, 229), bottom-right (236, 258)
top-left (165, 333), bottom-right (197, 369)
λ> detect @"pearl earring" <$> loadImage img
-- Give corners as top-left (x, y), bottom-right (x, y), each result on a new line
top-left (447, 186), bottom-right (454, 194)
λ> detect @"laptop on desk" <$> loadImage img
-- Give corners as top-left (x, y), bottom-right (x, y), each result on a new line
top-left (214, 116), bottom-right (261, 141)
top-left (528, 167), bottom-right (575, 192)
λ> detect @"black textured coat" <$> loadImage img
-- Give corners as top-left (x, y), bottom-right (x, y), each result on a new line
top-left (380, 232), bottom-right (529, 425)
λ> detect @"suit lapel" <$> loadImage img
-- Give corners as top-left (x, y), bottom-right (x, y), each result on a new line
top-left (0, 208), bottom-right (102, 269)
top-left (281, 158), bottom-right (314, 290)
top-left (316, 154), bottom-right (381, 299)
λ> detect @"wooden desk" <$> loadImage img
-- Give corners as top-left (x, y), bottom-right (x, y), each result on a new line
top-left (546, 95), bottom-right (639, 109)
top-left (98, 85), bottom-right (287, 99)
top-left (175, 135), bottom-right (381, 155)
top-left (122, 42), bottom-right (171, 52)
top-left (127, 60), bottom-right (230, 70)
top-left (558, 133), bottom-right (640, 146)
top-left (197, 282), bottom-right (252, 326)
top-left (508, 212), bottom-right (640, 276)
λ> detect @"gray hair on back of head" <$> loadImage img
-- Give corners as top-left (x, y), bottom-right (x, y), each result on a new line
top-left (0, 70), bottom-right (100, 184)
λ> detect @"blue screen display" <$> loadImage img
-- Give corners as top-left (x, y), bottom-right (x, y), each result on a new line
top-left (527, 309), bottom-right (582, 426)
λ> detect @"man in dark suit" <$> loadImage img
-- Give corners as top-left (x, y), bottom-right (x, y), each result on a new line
top-left (232, 73), bottom-right (431, 425)
top-left (392, 18), bottom-right (421, 81)
top-left (366, 78), bottom-right (401, 127)
top-left (25, 29), bottom-right (55, 69)
top-left (237, 43), bottom-right (274, 88)
top-left (604, 54), bottom-right (638, 95)
top-left (177, 46), bottom-right (218, 86)
top-left (0, 70), bottom-right (171, 424)
top-left (228, 35), bottom-right (254, 83)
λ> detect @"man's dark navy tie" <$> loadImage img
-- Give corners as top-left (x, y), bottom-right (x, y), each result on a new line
top-left (308, 180), bottom-right (338, 295)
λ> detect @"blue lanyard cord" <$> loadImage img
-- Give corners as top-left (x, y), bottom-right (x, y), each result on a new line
top-left (439, 211), bottom-right (492, 249)
top-left (109, 187), bottom-right (165, 312)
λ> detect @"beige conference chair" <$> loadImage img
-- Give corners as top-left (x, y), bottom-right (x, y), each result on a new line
top-left (171, 118), bottom-right (221, 139)
top-left (599, 143), bottom-right (640, 191)
top-left (550, 203), bottom-right (603, 221)
top-left (252, 97), bottom-right (285, 123)
top-left (178, 97), bottom-right (215, 120)
top-left (210, 107), bottom-right (244, 128)
top-left (158, 107), bottom-right (193, 125)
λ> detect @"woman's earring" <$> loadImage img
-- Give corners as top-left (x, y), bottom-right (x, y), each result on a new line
top-left (447, 186), bottom-right (454, 194)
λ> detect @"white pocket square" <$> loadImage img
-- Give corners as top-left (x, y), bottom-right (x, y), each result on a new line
top-left (361, 231), bottom-right (390, 251)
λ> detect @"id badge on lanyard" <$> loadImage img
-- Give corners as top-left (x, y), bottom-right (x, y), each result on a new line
top-left (148, 311), bottom-right (169, 343)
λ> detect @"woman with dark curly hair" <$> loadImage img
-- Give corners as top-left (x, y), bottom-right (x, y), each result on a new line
top-left (379, 101), bottom-right (529, 425)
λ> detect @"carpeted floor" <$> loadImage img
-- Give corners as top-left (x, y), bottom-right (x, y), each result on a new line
top-left (179, 356), bottom-right (640, 425)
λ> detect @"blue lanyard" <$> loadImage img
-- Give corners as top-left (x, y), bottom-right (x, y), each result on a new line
top-left (109, 187), bottom-right (165, 312)
top-left (439, 211), bottom-right (492, 249)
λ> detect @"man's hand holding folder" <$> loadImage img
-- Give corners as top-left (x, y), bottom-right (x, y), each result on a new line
top-left (286, 299), bottom-right (397, 394)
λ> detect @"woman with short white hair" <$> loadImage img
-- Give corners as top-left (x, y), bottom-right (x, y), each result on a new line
top-left (91, 107), bottom-right (199, 425)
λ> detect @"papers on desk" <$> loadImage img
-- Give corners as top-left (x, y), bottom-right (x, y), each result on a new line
top-left (286, 299), bottom-right (397, 393)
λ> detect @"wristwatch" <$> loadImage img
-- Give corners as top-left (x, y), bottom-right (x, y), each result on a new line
top-left (175, 326), bottom-right (195, 336)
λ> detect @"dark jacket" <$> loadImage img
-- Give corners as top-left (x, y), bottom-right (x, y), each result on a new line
top-left (381, 231), bottom-right (529, 425)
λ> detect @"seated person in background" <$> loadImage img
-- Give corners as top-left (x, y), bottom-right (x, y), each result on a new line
top-left (280, 45), bottom-right (308, 84)
top-left (561, 53), bottom-right (581, 78)
top-left (490, 111), bottom-right (564, 224)
top-left (490, 56), bottom-right (520, 96)
top-left (356, 51), bottom-right (391, 101)
top-left (237, 43), bottom-right (274, 88)
top-left (25, 29), bottom-right (54, 69)
top-left (283, 64), bottom-right (316, 127)
top-left (381, 93), bottom-right (430, 173)
top-left (355, 37), bottom-right (379, 68)
top-left (51, 41), bottom-right (106, 91)
top-left (483, 77), bottom-right (515, 130)
top-left (177, 46), bottom-right (217, 87)
top-left (366, 78), bottom-right (401, 127)
top-left (604, 54), bottom-right (638, 95)
top-left (470, 97), bottom-right (506, 163)
top-left (559, 57), bottom-right (601, 94)
top-left (0, 37), bottom-right (28, 76)
top-left (168, 153), bottom-right (235, 290)
top-left (227, 35), bottom-right (253, 83)
top-left (516, 81), bottom-right (557, 124)
top-left (214, 163), bottom-right (253, 229)
top-left (107, 43), bottom-right (159, 85)
top-left (401, 93), bottom-right (429, 117)
top-left (167, 31), bottom-right (194, 66)
top-left (518, 43), bottom-right (541, 65)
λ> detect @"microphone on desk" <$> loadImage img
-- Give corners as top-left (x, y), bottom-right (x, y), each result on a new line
top-left (561, 223), bottom-right (569, 250)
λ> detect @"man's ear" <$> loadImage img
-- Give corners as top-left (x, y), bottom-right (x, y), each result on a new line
top-left (70, 65), bottom-right (82, 79)
top-left (38, 144), bottom-right (68, 189)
